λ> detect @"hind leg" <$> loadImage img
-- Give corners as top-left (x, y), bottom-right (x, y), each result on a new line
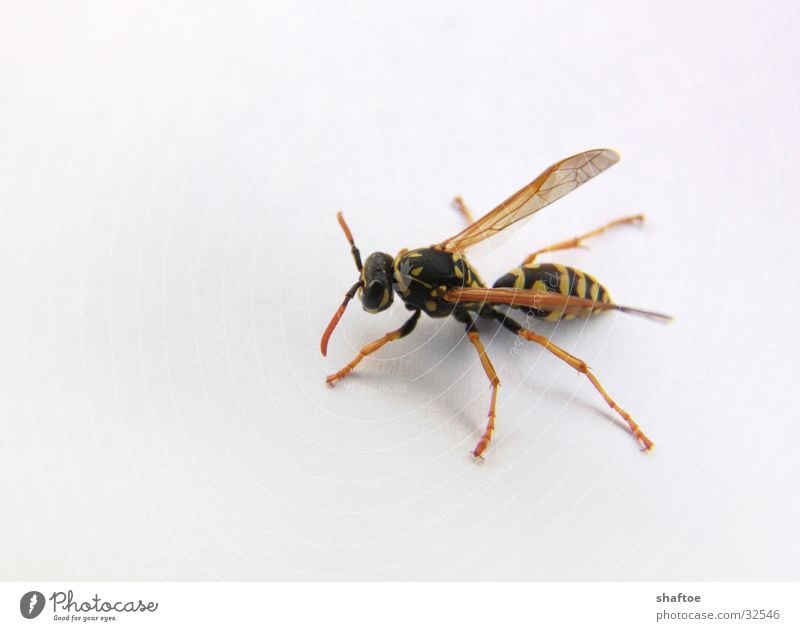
top-left (522, 214), bottom-right (644, 265)
top-left (488, 309), bottom-right (653, 451)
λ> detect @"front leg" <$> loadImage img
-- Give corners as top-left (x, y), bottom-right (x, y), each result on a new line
top-left (326, 310), bottom-right (421, 384)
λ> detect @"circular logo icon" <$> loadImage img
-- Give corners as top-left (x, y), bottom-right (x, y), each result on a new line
top-left (20, 591), bottom-right (46, 619)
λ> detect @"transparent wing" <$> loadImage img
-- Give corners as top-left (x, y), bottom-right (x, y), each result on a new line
top-left (439, 149), bottom-right (620, 252)
top-left (443, 287), bottom-right (672, 323)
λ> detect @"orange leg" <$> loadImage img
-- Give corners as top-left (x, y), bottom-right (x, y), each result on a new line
top-left (522, 214), bottom-right (645, 265)
top-left (495, 312), bottom-right (653, 450)
top-left (452, 309), bottom-right (501, 458)
top-left (326, 311), bottom-right (421, 384)
top-left (452, 196), bottom-right (475, 225)
top-left (466, 330), bottom-right (500, 458)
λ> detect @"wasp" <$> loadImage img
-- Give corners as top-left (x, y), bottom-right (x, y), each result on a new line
top-left (320, 149), bottom-right (671, 458)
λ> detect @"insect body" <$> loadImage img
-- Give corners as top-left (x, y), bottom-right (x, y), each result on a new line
top-left (493, 263), bottom-right (612, 321)
top-left (321, 149), bottom-right (671, 459)
top-left (394, 248), bottom-right (486, 317)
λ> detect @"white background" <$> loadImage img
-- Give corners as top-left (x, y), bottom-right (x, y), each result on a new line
top-left (1, 1), bottom-right (798, 580)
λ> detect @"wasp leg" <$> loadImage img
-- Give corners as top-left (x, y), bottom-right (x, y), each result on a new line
top-left (490, 310), bottom-right (653, 451)
top-left (522, 214), bottom-right (645, 265)
top-left (453, 310), bottom-right (500, 459)
top-left (452, 196), bottom-right (475, 225)
top-left (326, 310), bottom-right (421, 384)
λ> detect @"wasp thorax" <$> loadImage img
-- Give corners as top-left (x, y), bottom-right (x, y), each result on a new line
top-left (360, 252), bottom-right (395, 313)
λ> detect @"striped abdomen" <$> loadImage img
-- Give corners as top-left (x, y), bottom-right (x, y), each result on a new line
top-left (492, 263), bottom-right (612, 321)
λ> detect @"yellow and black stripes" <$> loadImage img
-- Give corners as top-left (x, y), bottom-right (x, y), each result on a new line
top-left (493, 263), bottom-right (611, 321)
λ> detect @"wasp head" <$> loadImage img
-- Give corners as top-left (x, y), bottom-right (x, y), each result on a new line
top-left (360, 252), bottom-right (395, 313)
top-left (320, 213), bottom-right (397, 357)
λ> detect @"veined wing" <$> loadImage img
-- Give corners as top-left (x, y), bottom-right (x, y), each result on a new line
top-left (443, 287), bottom-right (672, 323)
top-left (439, 149), bottom-right (620, 252)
